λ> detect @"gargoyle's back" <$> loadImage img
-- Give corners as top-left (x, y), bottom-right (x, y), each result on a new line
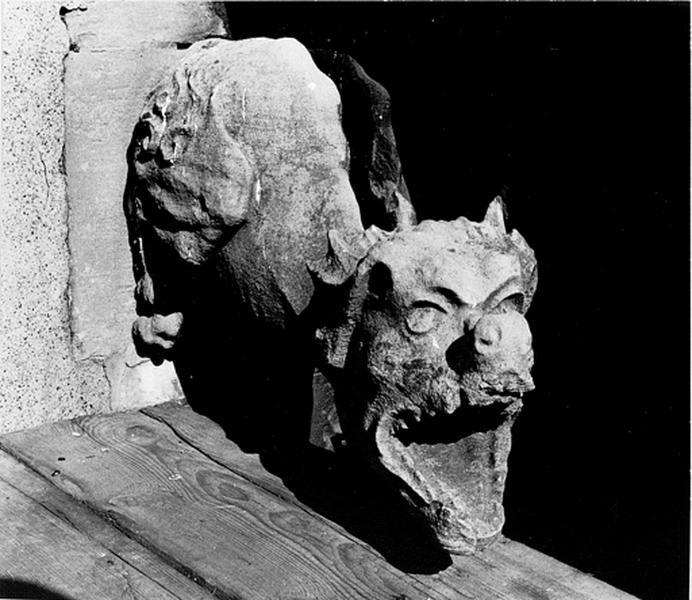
top-left (127, 37), bottom-right (364, 327)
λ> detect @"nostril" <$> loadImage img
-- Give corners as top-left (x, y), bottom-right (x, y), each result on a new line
top-left (480, 330), bottom-right (497, 344)
top-left (474, 321), bottom-right (502, 354)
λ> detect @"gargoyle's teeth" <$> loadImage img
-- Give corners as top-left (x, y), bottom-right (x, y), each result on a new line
top-left (376, 401), bottom-right (516, 554)
top-left (481, 387), bottom-right (523, 401)
top-left (391, 408), bottom-right (426, 437)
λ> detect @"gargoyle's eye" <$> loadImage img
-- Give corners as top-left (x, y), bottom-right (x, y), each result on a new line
top-left (493, 293), bottom-right (525, 314)
top-left (406, 302), bottom-right (445, 334)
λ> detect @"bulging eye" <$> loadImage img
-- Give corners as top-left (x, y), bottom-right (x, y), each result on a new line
top-left (405, 302), bottom-right (445, 334)
top-left (493, 293), bottom-right (525, 314)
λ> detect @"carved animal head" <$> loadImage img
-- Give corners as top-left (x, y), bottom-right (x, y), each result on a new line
top-left (314, 198), bottom-right (537, 553)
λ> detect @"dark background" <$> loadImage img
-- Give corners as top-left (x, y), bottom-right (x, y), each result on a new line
top-left (227, 4), bottom-right (690, 599)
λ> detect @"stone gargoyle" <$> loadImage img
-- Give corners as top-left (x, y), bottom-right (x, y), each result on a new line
top-left (124, 37), bottom-right (537, 555)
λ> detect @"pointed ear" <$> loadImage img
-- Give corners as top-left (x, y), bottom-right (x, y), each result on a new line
top-left (313, 227), bottom-right (391, 372)
top-left (307, 230), bottom-right (366, 286)
top-left (308, 226), bottom-right (388, 287)
top-left (484, 196), bottom-right (507, 233)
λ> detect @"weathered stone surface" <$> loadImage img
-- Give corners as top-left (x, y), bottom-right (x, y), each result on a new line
top-left (126, 37), bottom-right (364, 347)
top-left (63, 2), bottom-right (228, 409)
top-left (125, 39), bottom-right (538, 554)
top-left (0, 1), bottom-right (227, 434)
top-left (61, 1), bottom-right (228, 52)
top-left (105, 346), bottom-right (183, 412)
top-left (65, 49), bottom-right (191, 359)
top-left (0, 1), bottom-right (110, 433)
top-left (314, 199), bottom-right (537, 553)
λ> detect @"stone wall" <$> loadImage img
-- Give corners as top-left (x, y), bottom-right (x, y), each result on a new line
top-left (0, 1), bottom-right (229, 433)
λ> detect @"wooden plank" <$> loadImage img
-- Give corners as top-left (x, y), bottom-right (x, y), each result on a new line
top-left (0, 410), bottom-right (459, 600)
top-left (143, 401), bottom-right (640, 600)
top-left (0, 474), bottom-right (186, 600)
top-left (142, 401), bottom-right (300, 504)
top-left (0, 450), bottom-right (216, 600)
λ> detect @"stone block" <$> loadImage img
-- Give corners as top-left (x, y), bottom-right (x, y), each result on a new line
top-left (63, 2), bottom-right (228, 412)
top-left (0, 0), bottom-right (228, 433)
top-left (63, 1), bottom-right (228, 51)
top-left (0, 1), bottom-right (110, 433)
top-left (65, 48), bottom-right (189, 359)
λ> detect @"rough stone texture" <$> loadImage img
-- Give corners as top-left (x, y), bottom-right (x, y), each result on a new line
top-left (0, 1), bottom-right (227, 434)
top-left (0, 1), bottom-right (110, 432)
top-left (125, 39), bottom-right (538, 555)
top-left (64, 1), bottom-right (228, 409)
top-left (126, 37), bottom-right (364, 352)
top-left (61, 1), bottom-right (227, 52)
top-left (316, 199), bottom-right (537, 554)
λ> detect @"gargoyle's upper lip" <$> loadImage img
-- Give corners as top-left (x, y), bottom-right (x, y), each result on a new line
top-left (466, 379), bottom-right (533, 406)
top-left (392, 400), bottom-right (517, 446)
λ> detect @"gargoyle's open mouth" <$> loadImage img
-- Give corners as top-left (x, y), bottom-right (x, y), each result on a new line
top-left (393, 400), bottom-right (516, 445)
top-left (375, 393), bottom-right (522, 554)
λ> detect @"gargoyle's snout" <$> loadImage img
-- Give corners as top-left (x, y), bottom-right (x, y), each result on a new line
top-left (471, 312), bottom-right (535, 394)
top-left (473, 312), bottom-right (531, 357)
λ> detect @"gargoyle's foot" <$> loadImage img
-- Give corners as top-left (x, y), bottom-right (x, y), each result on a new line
top-left (132, 312), bottom-right (184, 365)
top-left (375, 399), bottom-right (522, 554)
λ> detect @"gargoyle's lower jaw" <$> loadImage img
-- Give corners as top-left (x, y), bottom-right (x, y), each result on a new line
top-left (374, 395), bottom-right (522, 554)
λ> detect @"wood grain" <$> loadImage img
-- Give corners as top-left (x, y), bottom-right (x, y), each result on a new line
top-left (0, 450), bottom-right (215, 600)
top-left (0, 474), bottom-right (183, 600)
top-left (0, 403), bottom-right (640, 600)
top-left (142, 401), bottom-right (640, 600)
top-left (0, 410), bottom-right (452, 600)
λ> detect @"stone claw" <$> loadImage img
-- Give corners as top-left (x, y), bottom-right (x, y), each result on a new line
top-left (132, 312), bottom-right (184, 364)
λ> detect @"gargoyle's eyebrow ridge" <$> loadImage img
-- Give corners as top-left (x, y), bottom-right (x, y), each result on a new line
top-left (482, 276), bottom-right (523, 309)
top-left (431, 286), bottom-right (465, 307)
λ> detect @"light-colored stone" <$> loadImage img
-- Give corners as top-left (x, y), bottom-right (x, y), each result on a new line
top-left (62, 1), bottom-right (228, 52)
top-left (127, 37), bottom-right (362, 340)
top-left (65, 48), bottom-right (190, 360)
top-left (106, 347), bottom-right (183, 412)
top-left (0, 1), bottom-right (110, 432)
top-left (0, 1), bottom-right (228, 433)
top-left (63, 2), bottom-right (228, 411)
